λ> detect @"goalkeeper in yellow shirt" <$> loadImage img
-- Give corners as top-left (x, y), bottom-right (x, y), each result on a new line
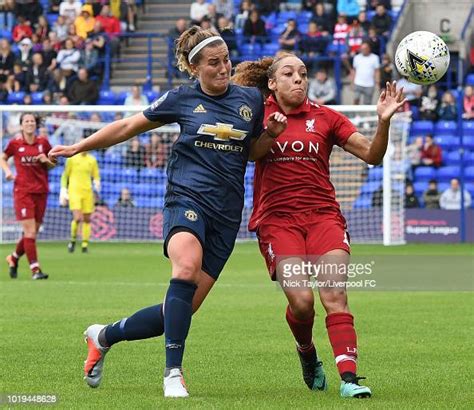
top-left (60, 152), bottom-right (100, 253)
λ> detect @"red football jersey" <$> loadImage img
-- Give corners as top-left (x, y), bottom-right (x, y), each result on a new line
top-left (4, 134), bottom-right (51, 194)
top-left (249, 96), bottom-right (357, 231)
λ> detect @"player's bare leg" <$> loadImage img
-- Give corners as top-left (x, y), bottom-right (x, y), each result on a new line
top-left (278, 257), bottom-right (327, 391)
top-left (317, 249), bottom-right (371, 398)
top-left (69, 210), bottom-right (83, 253)
top-left (20, 219), bottom-right (48, 280)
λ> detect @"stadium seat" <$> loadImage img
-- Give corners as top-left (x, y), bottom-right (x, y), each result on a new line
top-left (131, 183), bottom-right (164, 197)
top-left (238, 43), bottom-right (262, 57)
top-left (410, 120), bottom-right (434, 136)
top-left (119, 168), bottom-right (139, 184)
top-left (1, 29), bottom-right (12, 42)
top-left (466, 182), bottom-right (474, 198)
top-left (445, 150), bottom-right (461, 165)
top-left (277, 11), bottom-right (297, 24)
top-left (296, 11), bottom-right (313, 23)
top-left (462, 121), bottom-right (474, 136)
top-left (6, 91), bottom-right (25, 104)
top-left (262, 43), bottom-right (280, 56)
top-left (413, 181), bottom-right (428, 196)
top-left (103, 152), bottom-right (123, 166)
top-left (463, 135), bottom-right (474, 150)
top-left (100, 168), bottom-right (117, 183)
top-left (145, 90), bottom-right (160, 102)
top-left (3, 196), bottom-right (13, 208)
top-left (434, 135), bottom-right (459, 150)
top-left (353, 195), bottom-right (372, 209)
top-left (360, 181), bottom-right (381, 194)
top-left (368, 166), bottom-right (383, 180)
top-left (465, 166), bottom-right (474, 179)
top-left (438, 182), bottom-right (450, 193)
top-left (49, 182), bottom-right (60, 194)
top-left (466, 74), bottom-right (474, 85)
top-left (414, 166), bottom-right (436, 181)
top-left (97, 90), bottom-right (116, 105)
top-left (49, 166), bottom-right (63, 179)
top-left (463, 151), bottom-right (474, 165)
top-left (437, 166), bottom-right (461, 181)
top-left (116, 91), bottom-right (128, 105)
top-left (135, 197), bottom-right (158, 208)
top-left (2, 182), bottom-right (13, 195)
top-left (140, 167), bottom-right (166, 183)
top-left (434, 121), bottom-right (457, 136)
top-left (410, 106), bottom-right (419, 120)
top-left (31, 92), bottom-right (44, 104)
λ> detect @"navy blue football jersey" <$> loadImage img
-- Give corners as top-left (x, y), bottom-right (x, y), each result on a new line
top-left (143, 83), bottom-right (264, 226)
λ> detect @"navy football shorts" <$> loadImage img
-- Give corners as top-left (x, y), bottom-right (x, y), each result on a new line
top-left (163, 198), bottom-right (240, 280)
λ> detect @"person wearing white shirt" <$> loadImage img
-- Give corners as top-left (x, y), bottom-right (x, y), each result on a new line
top-left (440, 178), bottom-right (472, 210)
top-left (351, 41), bottom-right (380, 105)
top-left (59, 0), bottom-right (82, 22)
top-left (190, 0), bottom-right (210, 24)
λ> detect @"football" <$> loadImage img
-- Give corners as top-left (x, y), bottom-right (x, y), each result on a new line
top-left (395, 31), bottom-right (450, 85)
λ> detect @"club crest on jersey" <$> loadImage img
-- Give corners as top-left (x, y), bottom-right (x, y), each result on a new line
top-left (184, 210), bottom-right (198, 221)
top-left (305, 119), bottom-right (315, 132)
top-left (239, 104), bottom-right (253, 122)
top-left (197, 123), bottom-right (247, 141)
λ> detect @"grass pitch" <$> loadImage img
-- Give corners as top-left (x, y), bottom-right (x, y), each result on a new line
top-left (1, 242), bottom-right (473, 409)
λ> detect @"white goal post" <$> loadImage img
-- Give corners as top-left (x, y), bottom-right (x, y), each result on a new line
top-left (0, 105), bottom-right (409, 245)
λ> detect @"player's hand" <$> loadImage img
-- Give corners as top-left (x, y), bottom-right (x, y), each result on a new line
top-left (5, 171), bottom-right (15, 181)
top-left (93, 180), bottom-right (101, 193)
top-left (377, 81), bottom-right (407, 122)
top-left (49, 144), bottom-right (79, 160)
top-left (59, 187), bottom-right (68, 206)
top-left (265, 112), bottom-right (287, 139)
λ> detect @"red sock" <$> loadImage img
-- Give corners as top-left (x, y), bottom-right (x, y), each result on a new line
top-left (285, 305), bottom-right (314, 348)
top-left (24, 238), bottom-right (40, 273)
top-left (12, 237), bottom-right (25, 263)
top-left (326, 312), bottom-right (358, 376)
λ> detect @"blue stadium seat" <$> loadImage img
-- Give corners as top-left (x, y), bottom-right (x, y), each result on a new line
top-left (437, 166), bottom-right (461, 181)
top-left (277, 11), bottom-right (297, 24)
top-left (296, 11), bottom-right (313, 24)
top-left (97, 90), bottom-right (116, 105)
top-left (462, 121), bottom-right (474, 136)
top-left (145, 90), bottom-right (160, 102)
top-left (413, 181), bottom-right (428, 196)
top-left (103, 152), bottom-right (123, 166)
top-left (410, 120), bottom-right (434, 136)
top-left (353, 195), bottom-right (372, 209)
top-left (326, 43), bottom-right (348, 54)
top-left (2, 182), bottom-right (13, 195)
top-left (140, 167), bottom-right (166, 183)
top-left (101, 182), bottom-right (115, 195)
top-left (445, 150), bottom-right (461, 165)
top-left (434, 121), bottom-right (457, 136)
top-left (466, 74), bottom-right (474, 85)
top-left (3, 196), bottom-right (13, 208)
top-left (49, 182), bottom-right (60, 194)
top-left (434, 135), bottom-right (459, 150)
top-left (7, 91), bottom-right (25, 104)
top-left (463, 151), bottom-right (474, 165)
top-left (465, 166), bottom-right (474, 179)
top-left (46, 13), bottom-right (58, 26)
top-left (463, 135), bottom-right (474, 150)
top-left (466, 182), bottom-right (474, 199)
top-left (367, 10), bottom-right (376, 20)
top-left (368, 166), bottom-right (383, 180)
top-left (47, 197), bottom-right (60, 209)
top-left (31, 92), bottom-right (44, 104)
top-left (238, 43), bottom-right (262, 56)
top-left (100, 168), bottom-right (117, 183)
top-left (131, 183), bottom-right (164, 197)
top-left (49, 166), bottom-right (63, 179)
top-left (438, 182), bottom-right (449, 192)
top-left (119, 168), bottom-right (139, 184)
top-left (116, 91), bottom-right (128, 105)
top-left (414, 166), bottom-right (436, 181)
top-left (360, 181), bottom-right (381, 194)
top-left (135, 197), bottom-right (157, 208)
top-left (1, 29), bottom-right (12, 42)
top-left (262, 43), bottom-right (280, 56)
top-left (410, 106), bottom-right (419, 120)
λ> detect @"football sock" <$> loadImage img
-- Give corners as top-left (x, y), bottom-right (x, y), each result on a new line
top-left (71, 220), bottom-right (78, 241)
top-left (12, 237), bottom-right (25, 264)
top-left (24, 238), bottom-right (40, 273)
top-left (164, 278), bottom-right (197, 369)
top-left (326, 312), bottom-right (358, 377)
top-left (286, 305), bottom-right (314, 349)
top-left (82, 222), bottom-right (91, 248)
top-left (102, 304), bottom-right (165, 347)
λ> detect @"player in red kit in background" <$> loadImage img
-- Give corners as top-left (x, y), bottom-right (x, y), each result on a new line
top-left (233, 54), bottom-right (405, 398)
top-left (1, 113), bottom-right (56, 279)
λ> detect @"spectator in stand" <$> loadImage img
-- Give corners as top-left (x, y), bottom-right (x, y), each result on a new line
top-left (346, 19), bottom-right (364, 58)
top-left (56, 37), bottom-right (81, 76)
top-left (125, 0), bottom-right (137, 32)
top-left (357, 11), bottom-right (370, 35)
top-left (351, 41), bottom-right (380, 105)
top-left (48, 0), bottom-right (61, 14)
top-left (12, 62), bottom-right (27, 91)
top-left (41, 38), bottom-right (57, 71)
top-left (205, 4), bottom-right (222, 29)
top-left (279, 18), bottom-right (300, 51)
top-left (80, 38), bottom-right (100, 77)
top-left (199, 16), bottom-right (213, 30)
top-left (190, 0), bottom-right (209, 25)
top-left (145, 132), bottom-right (166, 169)
top-left (0, 81), bottom-right (8, 102)
top-left (423, 179), bottom-right (441, 209)
top-left (35, 15), bottom-right (50, 42)
top-left (67, 67), bottom-right (98, 104)
top-left (337, 0), bottom-right (360, 22)
top-left (96, 5), bottom-right (121, 57)
top-left (303, 0), bottom-right (318, 11)
top-left (15, 0), bottom-right (43, 25)
top-left (397, 76), bottom-right (422, 107)
top-left (124, 84), bottom-right (149, 117)
top-left (59, 0), bottom-right (82, 22)
top-left (406, 136), bottom-right (423, 172)
top-left (88, 21), bottom-right (108, 57)
top-left (333, 14), bottom-right (350, 45)
top-left (300, 21), bottom-right (328, 56)
top-left (168, 18), bottom-right (188, 41)
top-left (17, 37), bottom-right (34, 71)
top-left (26, 52), bottom-right (49, 92)
top-left (214, 0), bottom-right (234, 20)
top-left (67, 22), bottom-right (85, 48)
top-left (23, 93), bottom-right (33, 105)
top-left (75, 4), bottom-right (95, 39)
top-left (243, 9), bottom-right (267, 44)
top-left (308, 68), bottom-right (336, 105)
top-left (48, 31), bottom-right (63, 51)
top-left (217, 16), bottom-right (238, 56)
top-left (13, 16), bottom-right (33, 43)
top-left (42, 90), bottom-right (52, 104)
top-left (437, 90), bottom-right (457, 120)
top-left (421, 134), bottom-right (442, 168)
top-left (440, 178), bottom-right (472, 210)
top-left (371, 4), bottom-right (391, 38)
top-left (419, 84), bottom-right (439, 121)
top-left (124, 137), bottom-right (146, 168)
top-left (234, 0), bottom-right (253, 30)
top-left (0, 39), bottom-right (15, 92)
top-left (404, 184), bottom-right (419, 208)
top-left (311, 2), bottom-right (332, 35)
top-left (49, 68), bottom-right (67, 96)
top-left (463, 85), bottom-right (474, 120)
top-left (379, 53), bottom-right (394, 90)
top-left (364, 26), bottom-right (380, 55)
top-left (367, 0), bottom-right (391, 11)
top-left (30, 33), bottom-right (43, 53)
top-left (116, 188), bottom-right (135, 207)
top-left (257, 0), bottom-right (280, 15)
top-left (89, 0), bottom-right (103, 17)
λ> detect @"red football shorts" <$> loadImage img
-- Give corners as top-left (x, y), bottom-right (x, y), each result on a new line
top-left (256, 209), bottom-right (351, 280)
top-left (14, 192), bottom-right (48, 223)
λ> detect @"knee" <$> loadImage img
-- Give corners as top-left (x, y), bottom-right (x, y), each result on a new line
top-left (289, 294), bottom-right (314, 321)
top-left (320, 289), bottom-right (348, 314)
top-left (172, 260), bottom-right (200, 283)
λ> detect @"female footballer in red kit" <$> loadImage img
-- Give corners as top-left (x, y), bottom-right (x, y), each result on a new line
top-left (233, 54), bottom-right (406, 398)
top-left (1, 113), bottom-right (56, 279)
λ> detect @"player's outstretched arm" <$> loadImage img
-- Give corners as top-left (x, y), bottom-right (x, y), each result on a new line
top-left (0, 153), bottom-right (14, 181)
top-left (344, 81), bottom-right (406, 165)
top-left (249, 112), bottom-right (287, 161)
top-left (49, 113), bottom-right (162, 159)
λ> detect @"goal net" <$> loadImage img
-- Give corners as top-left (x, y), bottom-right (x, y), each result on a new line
top-left (0, 105), bottom-right (409, 245)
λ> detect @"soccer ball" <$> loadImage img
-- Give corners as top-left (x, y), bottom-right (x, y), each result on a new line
top-left (395, 31), bottom-right (450, 85)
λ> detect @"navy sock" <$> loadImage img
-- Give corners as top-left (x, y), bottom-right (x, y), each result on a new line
top-left (164, 278), bottom-right (197, 369)
top-left (103, 304), bottom-right (164, 347)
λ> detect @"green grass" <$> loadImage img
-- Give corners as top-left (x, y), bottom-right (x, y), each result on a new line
top-left (1, 243), bottom-right (473, 409)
